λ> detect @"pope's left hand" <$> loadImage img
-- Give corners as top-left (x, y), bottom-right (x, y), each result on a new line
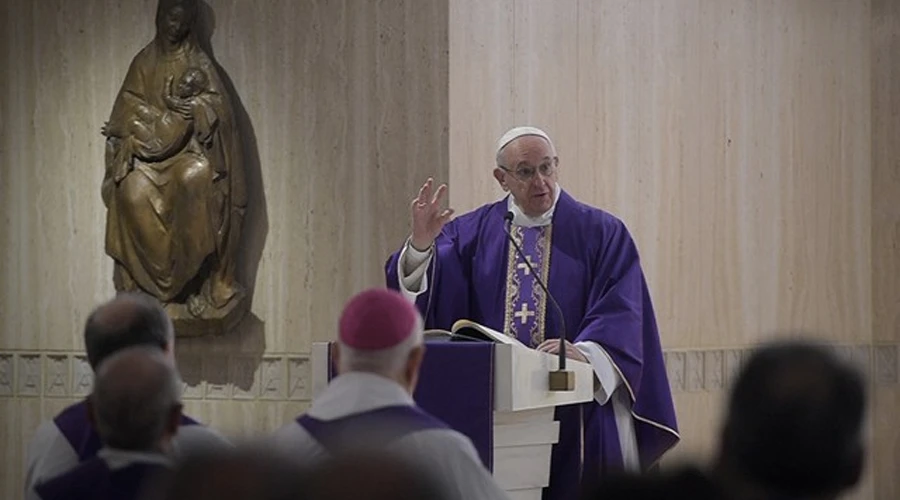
top-left (536, 339), bottom-right (587, 363)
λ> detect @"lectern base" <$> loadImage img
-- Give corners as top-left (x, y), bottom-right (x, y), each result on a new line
top-left (493, 407), bottom-right (559, 499)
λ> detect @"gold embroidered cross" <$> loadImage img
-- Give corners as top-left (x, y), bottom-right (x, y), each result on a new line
top-left (516, 256), bottom-right (536, 276)
top-left (514, 302), bottom-right (535, 325)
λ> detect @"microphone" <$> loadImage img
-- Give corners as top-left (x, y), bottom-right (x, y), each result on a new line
top-left (503, 211), bottom-right (574, 391)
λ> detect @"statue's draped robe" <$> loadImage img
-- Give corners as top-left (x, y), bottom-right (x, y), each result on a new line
top-left (386, 191), bottom-right (679, 500)
top-left (103, 39), bottom-right (245, 302)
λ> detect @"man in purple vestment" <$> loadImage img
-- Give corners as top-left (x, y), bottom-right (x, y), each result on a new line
top-left (385, 126), bottom-right (679, 500)
top-left (34, 346), bottom-right (180, 500)
top-left (24, 293), bottom-right (230, 498)
top-left (271, 288), bottom-right (509, 500)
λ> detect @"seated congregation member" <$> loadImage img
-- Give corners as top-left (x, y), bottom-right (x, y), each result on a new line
top-left (25, 293), bottom-right (230, 496)
top-left (304, 451), bottom-right (450, 500)
top-left (33, 346), bottom-right (181, 500)
top-left (144, 447), bottom-right (309, 500)
top-left (582, 339), bottom-right (867, 500)
top-left (272, 288), bottom-right (509, 500)
top-left (712, 340), bottom-right (867, 500)
top-left (580, 465), bottom-right (724, 500)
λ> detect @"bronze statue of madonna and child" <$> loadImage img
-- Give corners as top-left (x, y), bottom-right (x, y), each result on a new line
top-left (101, 0), bottom-right (248, 336)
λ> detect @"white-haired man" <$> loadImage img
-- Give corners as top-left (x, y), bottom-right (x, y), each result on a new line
top-left (385, 126), bottom-right (679, 500)
top-left (272, 288), bottom-right (509, 500)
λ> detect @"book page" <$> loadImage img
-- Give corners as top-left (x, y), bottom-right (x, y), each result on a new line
top-left (451, 319), bottom-right (527, 348)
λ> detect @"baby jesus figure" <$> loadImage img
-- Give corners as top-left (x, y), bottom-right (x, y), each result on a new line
top-left (102, 67), bottom-right (216, 184)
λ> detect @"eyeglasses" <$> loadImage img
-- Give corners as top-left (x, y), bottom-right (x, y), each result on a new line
top-left (498, 158), bottom-right (558, 182)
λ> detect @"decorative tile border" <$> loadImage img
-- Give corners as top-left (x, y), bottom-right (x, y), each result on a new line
top-left (0, 351), bottom-right (310, 401)
top-left (72, 355), bottom-right (92, 396)
top-left (17, 354), bottom-right (42, 396)
top-left (875, 344), bottom-right (898, 385)
top-left (0, 354), bottom-right (13, 396)
top-left (0, 344), bottom-right (896, 399)
top-left (664, 344), bottom-right (900, 393)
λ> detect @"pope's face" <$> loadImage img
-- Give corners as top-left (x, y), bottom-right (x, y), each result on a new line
top-left (494, 136), bottom-right (559, 217)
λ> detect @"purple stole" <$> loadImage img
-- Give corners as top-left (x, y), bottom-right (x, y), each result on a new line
top-left (503, 224), bottom-right (553, 347)
top-left (53, 400), bottom-right (200, 461)
top-left (297, 405), bottom-right (449, 454)
top-left (34, 456), bottom-right (168, 500)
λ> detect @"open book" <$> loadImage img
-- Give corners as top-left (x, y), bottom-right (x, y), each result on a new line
top-left (424, 319), bottom-right (527, 348)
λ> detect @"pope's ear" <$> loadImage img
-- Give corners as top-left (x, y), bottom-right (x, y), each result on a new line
top-left (493, 168), bottom-right (507, 190)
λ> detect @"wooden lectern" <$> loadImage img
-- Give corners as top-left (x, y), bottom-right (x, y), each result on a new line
top-left (311, 341), bottom-right (594, 500)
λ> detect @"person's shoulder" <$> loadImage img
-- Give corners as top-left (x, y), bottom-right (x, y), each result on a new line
top-left (53, 400), bottom-right (87, 421)
top-left (29, 418), bottom-right (62, 444)
top-left (396, 426), bottom-right (480, 460)
top-left (563, 191), bottom-right (625, 224)
top-left (25, 418), bottom-right (81, 495)
top-left (172, 419), bottom-right (233, 457)
top-left (269, 419), bottom-right (330, 465)
top-left (560, 191), bottom-right (632, 238)
top-left (34, 456), bottom-right (107, 500)
top-left (270, 419), bottom-right (308, 443)
top-left (390, 428), bottom-right (506, 499)
top-left (28, 400), bottom-right (85, 458)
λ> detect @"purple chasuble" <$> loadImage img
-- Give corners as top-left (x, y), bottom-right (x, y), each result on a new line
top-left (386, 190), bottom-right (679, 500)
top-left (54, 400), bottom-right (200, 462)
top-left (34, 456), bottom-right (169, 500)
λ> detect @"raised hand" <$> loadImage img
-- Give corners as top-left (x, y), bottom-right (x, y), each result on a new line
top-left (536, 339), bottom-right (588, 362)
top-left (410, 178), bottom-right (454, 250)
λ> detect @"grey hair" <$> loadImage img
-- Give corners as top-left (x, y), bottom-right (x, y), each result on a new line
top-left (92, 346), bottom-right (182, 451)
top-left (338, 316), bottom-right (424, 378)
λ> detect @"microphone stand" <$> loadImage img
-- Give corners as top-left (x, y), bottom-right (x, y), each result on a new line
top-left (503, 212), bottom-right (574, 391)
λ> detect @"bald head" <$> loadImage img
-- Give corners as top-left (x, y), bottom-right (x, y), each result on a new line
top-left (84, 292), bottom-right (173, 370)
top-left (90, 346), bottom-right (182, 452)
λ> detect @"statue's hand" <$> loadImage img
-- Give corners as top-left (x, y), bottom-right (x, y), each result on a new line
top-left (101, 122), bottom-right (111, 137)
top-left (167, 98), bottom-right (193, 120)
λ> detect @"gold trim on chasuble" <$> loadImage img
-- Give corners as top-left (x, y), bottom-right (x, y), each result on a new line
top-left (502, 224), bottom-right (553, 347)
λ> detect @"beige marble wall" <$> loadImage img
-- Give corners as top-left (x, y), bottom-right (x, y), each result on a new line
top-left (872, 0), bottom-right (900, 497)
top-left (450, 0), bottom-right (873, 347)
top-left (448, 0), bottom-right (892, 498)
top-left (0, 0), bottom-right (448, 495)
